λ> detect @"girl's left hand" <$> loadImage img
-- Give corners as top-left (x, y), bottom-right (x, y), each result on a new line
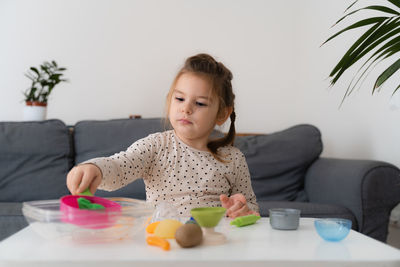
top-left (219, 193), bottom-right (260, 218)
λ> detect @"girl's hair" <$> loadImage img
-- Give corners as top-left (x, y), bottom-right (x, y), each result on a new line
top-left (166, 53), bottom-right (236, 162)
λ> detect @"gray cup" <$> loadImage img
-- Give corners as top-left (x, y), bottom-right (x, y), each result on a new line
top-left (269, 208), bottom-right (301, 230)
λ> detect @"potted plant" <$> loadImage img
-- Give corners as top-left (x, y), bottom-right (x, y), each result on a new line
top-left (23, 60), bottom-right (67, 121)
top-left (323, 0), bottom-right (400, 105)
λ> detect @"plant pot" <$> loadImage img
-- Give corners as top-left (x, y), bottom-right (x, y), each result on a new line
top-left (23, 101), bottom-right (47, 121)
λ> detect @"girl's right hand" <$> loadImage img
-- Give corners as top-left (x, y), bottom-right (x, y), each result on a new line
top-left (220, 193), bottom-right (259, 218)
top-left (66, 164), bottom-right (103, 195)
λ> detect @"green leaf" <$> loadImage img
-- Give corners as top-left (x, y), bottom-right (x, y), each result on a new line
top-left (40, 65), bottom-right (50, 74)
top-left (351, 18), bottom-right (400, 65)
top-left (322, 16), bottom-right (387, 45)
top-left (351, 41), bottom-right (400, 92)
top-left (334, 5), bottom-right (400, 26)
top-left (366, 32), bottom-right (400, 61)
top-left (392, 84), bottom-right (400, 96)
top-left (344, 0), bottom-right (359, 13)
top-left (387, 0), bottom-right (400, 9)
top-left (23, 59), bottom-right (67, 102)
top-left (347, 46), bottom-right (399, 97)
top-left (50, 74), bottom-right (62, 80)
top-left (30, 67), bottom-right (40, 75)
top-left (373, 58), bottom-right (400, 91)
top-left (329, 20), bottom-right (386, 81)
top-left (330, 16), bottom-right (400, 85)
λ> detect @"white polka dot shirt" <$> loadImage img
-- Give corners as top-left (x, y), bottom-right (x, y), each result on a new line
top-left (86, 130), bottom-right (259, 216)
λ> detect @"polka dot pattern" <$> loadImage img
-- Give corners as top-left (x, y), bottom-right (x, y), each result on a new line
top-left (86, 130), bottom-right (259, 216)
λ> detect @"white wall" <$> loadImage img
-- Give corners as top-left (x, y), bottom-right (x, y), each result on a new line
top-left (0, 0), bottom-right (399, 167)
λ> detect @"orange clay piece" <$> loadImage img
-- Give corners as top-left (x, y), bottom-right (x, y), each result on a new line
top-left (146, 221), bottom-right (160, 234)
top-left (146, 236), bottom-right (170, 251)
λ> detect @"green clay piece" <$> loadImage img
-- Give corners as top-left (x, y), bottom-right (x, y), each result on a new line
top-left (87, 203), bottom-right (105, 210)
top-left (230, 215), bottom-right (261, 227)
top-left (79, 188), bottom-right (93, 196)
top-left (77, 197), bottom-right (105, 210)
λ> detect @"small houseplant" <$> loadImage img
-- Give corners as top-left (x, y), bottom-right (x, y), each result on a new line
top-left (23, 60), bottom-right (67, 120)
top-left (323, 0), bottom-right (400, 104)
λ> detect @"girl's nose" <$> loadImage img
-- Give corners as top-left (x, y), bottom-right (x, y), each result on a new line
top-left (182, 103), bottom-right (193, 114)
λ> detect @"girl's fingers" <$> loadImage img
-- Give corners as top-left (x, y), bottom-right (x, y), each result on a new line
top-left (229, 204), bottom-right (249, 218)
top-left (231, 193), bottom-right (247, 204)
top-left (227, 201), bottom-right (244, 217)
top-left (66, 167), bottom-right (83, 195)
top-left (78, 170), bottom-right (95, 194)
top-left (219, 194), bottom-right (230, 208)
top-left (67, 164), bottom-right (102, 195)
top-left (89, 174), bottom-right (102, 195)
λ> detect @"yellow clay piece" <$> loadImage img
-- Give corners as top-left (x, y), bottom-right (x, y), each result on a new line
top-left (154, 219), bottom-right (183, 239)
top-left (146, 221), bottom-right (161, 234)
top-left (146, 236), bottom-right (170, 251)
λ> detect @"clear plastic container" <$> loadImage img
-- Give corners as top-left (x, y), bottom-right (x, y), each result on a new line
top-left (22, 197), bottom-right (154, 243)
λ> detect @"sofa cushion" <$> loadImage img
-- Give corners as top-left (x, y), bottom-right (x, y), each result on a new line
top-left (0, 203), bottom-right (28, 241)
top-left (74, 118), bottom-right (166, 163)
top-left (74, 118), bottom-right (166, 198)
top-left (0, 120), bottom-right (72, 202)
top-left (234, 124), bottom-right (322, 202)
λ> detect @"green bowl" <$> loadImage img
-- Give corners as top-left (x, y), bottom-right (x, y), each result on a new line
top-left (190, 207), bottom-right (226, 228)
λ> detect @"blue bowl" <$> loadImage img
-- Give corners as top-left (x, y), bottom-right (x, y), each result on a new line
top-left (314, 218), bottom-right (352, 242)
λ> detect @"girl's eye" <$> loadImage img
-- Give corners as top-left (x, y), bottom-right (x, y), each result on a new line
top-left (196, 102), bottom-right (207, 107)
top-left (175, 97), bottom-right (184, 102)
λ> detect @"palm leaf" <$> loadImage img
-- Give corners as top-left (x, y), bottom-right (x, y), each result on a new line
top-left (326, 17), bottom-right (400, 78)
top-left (322, 16), bottom-right (387, 45)
top-left (350, 31), bottom-right (400, 80)
top-left (353, 40), bottom-right (400, 86)
top-left (344, 0), bottom-right (359, 13)
top-left (388, 0), bottom-right (400, 9)
top-left (350, 28), bottom-right (400, 94)
top-left (350, 18), bottom-right (400, 67)
top-left (334, 5), bottom-right (400, 26)
top-left (373, 58), bottom-right (400, 91)
top-left (392, 84), bottom-right (400, 96)
top-left (327, 19), bottom-right (385, 77)
top-left (324, 0), bottom-right (400, 101)
top-left (346, 43), bottom-right (400, 97)
top-left (329, 19), bottom-right (392, 84)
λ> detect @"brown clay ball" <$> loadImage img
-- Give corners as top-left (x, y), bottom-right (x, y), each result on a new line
top-left (175, 223), bottom-right (203, 248)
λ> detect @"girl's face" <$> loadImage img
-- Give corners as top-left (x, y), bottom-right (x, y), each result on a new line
top-left (169, 73), bottom-right (226, 150)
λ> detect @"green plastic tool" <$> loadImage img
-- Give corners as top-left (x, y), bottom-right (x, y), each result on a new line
top-left (230, 214), bottom-right (261, 227)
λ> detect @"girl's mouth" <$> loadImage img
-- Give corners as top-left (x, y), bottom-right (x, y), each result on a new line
top-left (179, 119), bottom-right (192, 124)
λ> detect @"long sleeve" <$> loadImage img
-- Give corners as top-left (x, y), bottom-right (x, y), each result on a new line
top-left (84, 134), bottom-right (159, 191)
top-left (231, 152), bottom-right (259, 213)
top-left (81, 130), bottom-right (259, 217)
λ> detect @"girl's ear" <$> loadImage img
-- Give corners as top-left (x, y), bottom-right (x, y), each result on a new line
top-left (216, 107), bottom-right (233, 126)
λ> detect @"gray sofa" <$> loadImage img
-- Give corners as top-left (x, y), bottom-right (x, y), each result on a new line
top-left (1, 118), bottom-right (399, 242)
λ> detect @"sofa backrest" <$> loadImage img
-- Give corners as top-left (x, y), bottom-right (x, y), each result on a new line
top-left (74, 119), bottom-right (323, 202)
top-left (73, 118), bottom-right (167, 199)
top-left (0, 118), bottom-right (323, 203)
top-left (234, 124), bottom-right (323, 202)
top-left (0, 120), bottom-right (73, 202)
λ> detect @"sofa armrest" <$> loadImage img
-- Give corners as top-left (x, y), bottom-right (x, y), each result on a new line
top-left (304, 157), bottom-right (400, 242)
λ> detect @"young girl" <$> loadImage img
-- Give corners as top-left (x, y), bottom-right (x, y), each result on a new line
top-left (66, 53), bottom-right (259, 218)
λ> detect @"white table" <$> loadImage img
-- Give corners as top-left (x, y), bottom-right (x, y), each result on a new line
top-left (0, 218), bottom-right (399, 267)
